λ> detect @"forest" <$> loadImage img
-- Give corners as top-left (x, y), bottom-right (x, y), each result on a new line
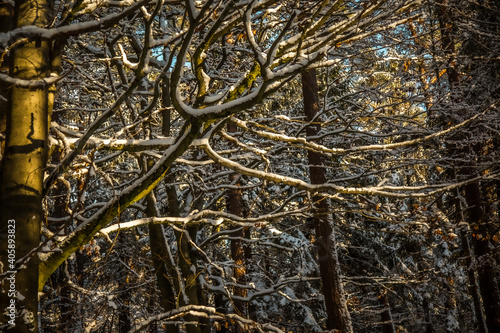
top-left (0, 0), bottom-right (499, 332)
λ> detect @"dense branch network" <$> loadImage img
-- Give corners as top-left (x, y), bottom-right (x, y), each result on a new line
top-left (1, 0), bottom-right (499, 332)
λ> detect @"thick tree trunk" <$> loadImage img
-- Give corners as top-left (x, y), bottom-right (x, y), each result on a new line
top-left (302, 68), bottom-right (353, 333)
top-left (0, 1), bottom-right (53, 331)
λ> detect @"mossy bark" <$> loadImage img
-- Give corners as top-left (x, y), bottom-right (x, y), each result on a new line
top-left (0, 1), bottom-right (53, 331)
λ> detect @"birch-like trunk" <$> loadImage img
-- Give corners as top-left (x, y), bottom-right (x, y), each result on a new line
top-left (0, 1), bottom-right (53, 331)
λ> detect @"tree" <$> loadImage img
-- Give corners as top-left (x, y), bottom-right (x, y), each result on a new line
top-left (302, 67), bottom-right (352, 332)
top-left (0, 1), bottom-right (54, 331)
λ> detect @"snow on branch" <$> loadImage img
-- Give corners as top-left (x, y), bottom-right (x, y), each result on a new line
top-left (98, 207), bottom-right (308, 236)
top-left (60, 137), bottom-right (207, 151)
top-left (202, 134), bottom-right (500, 198)
top-left (231, 101), bottom-right (496, 155)
top-left (0, 0), bottom-right (153, 47)
top-left (129, 304), bottom-right (287, 333)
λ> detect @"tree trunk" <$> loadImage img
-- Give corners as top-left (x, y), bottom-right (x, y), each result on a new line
top-left (146, 168), bottom-right (179, 333)
top-left (143, 74), bottom-right (179, 333)
top-left (444, 277), bottom-right (459, 332)
top-left (302, 68), bottom-right (353, 333)
top-left (423, 295), bottom-right (434, 333)
top-left (214, 292), bottom-right (228, 333)
top-left (163, 123), bottom-right (207, 333)
top-left (118, 287), bottom-right (131, 333)
top-left (379, 290), bottom-right (396, 333)
top-left (176, 225), bottom-right (204, 333)
top-left (116, 232), bottom-right (131, 333)
top-left (468, 182), bottom-right (500, 332)
top-left (227, 121), bottom-right (248, 329)
top-left (49, 142), bottom-right (73, 332)
top-left (461, 231), bottom-right (487, 333)
top-left (0, 1), bottom-right (53, 331)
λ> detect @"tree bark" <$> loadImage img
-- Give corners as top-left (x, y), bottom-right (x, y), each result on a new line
top-left (302, 68), bottom-right (353, 333)
top-left (146, 167), bottom-right (179, 333)
top-left (0, 1), bottom-right (53, 331)
top-left (163, 116), bottom-right (207, 333)
top-left (143, 73), bottom-right (179, 333)
top-left (423, 295), bottom-right (434, 333)
top-left (468, 182), bottom-right (500, 332)
top-left (49, 142), bottom-right (73, 332)
top-left (461, 231), bottom-right (487, 333)
top-left (227, 121), bottom-right (248, 328)
top-left (117, 232), bottom-right (131, 333)
top-left (379, 290), bottom-right (396, 333)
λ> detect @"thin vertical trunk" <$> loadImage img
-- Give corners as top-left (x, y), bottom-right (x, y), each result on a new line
top-left (49, 140), bottom-right (73, 332)
top-left (302, 68), bottom-right (353, 333)
top-left (214, 291), bottom-right (228, 333)
top-left (227, 121), bottom-right (247, 327)
top-left (162, 74), bottom-right (208, 333)
top-left (244, 226), bottom-right (255, 321)
top-left (176, 225), bottom-right (203, 333)
top-left (118, 289), bottom-right (131, 333)
top-left (145, 74), bottom-right (179, 333)
top-left (462, 234), bottom-right (487, 333)
top-left (117, 232), bottom-right (131, 333)
top-left (56, 262), bottom-right (72, 332)
top-left (0, 1), bottom-right (53, 331)
top-left (444, 278), bottom-right (459, 332)
top-left (379, 290), bottom-right (396, 333)
top-left (453, 184), bottom-right (487, 333)
top-left (146, 164), bottom-right (178, 333)
top-left (467, 182), bottom-right (500, 332)
top-left (161, 73), bottom-right (171, 138)
top-left (423, 295), bottom-right (434, 333)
